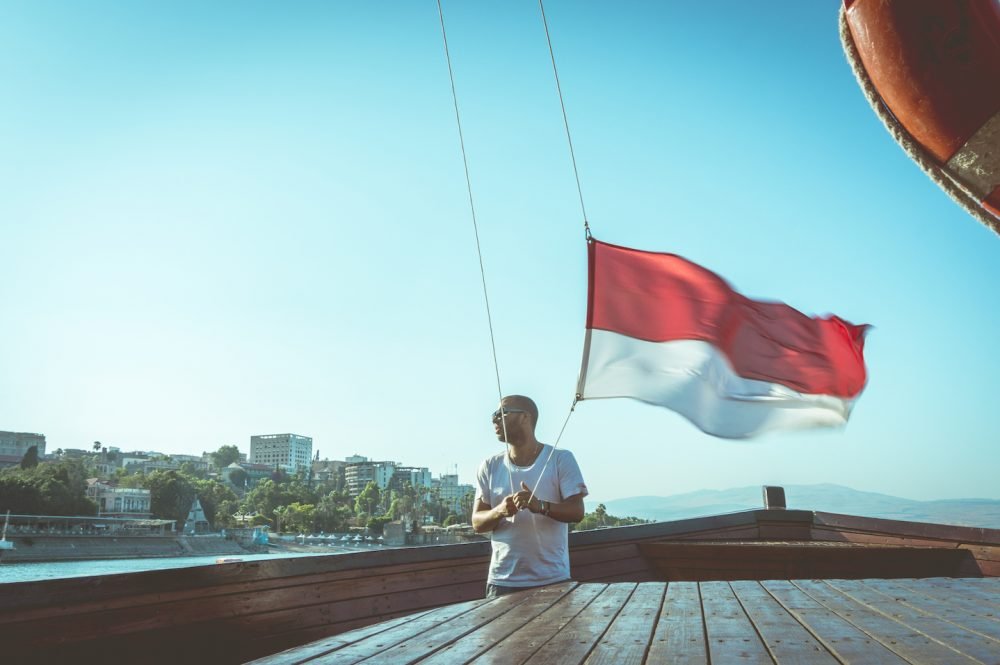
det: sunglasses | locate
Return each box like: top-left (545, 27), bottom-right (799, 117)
top-left (492, 408), bottom-right (527, 421)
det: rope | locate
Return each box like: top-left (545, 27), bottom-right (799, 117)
top-left (838, 6), bottom-right (1000, 236)
top-left (538, 0), bottom-right (591, 240)
top-left (527, 397), bottom-right (578, 505)
top-left (436, 0), bottom-right (514, 489)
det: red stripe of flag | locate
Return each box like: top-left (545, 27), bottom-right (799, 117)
top-left (587, 239), bottom-right (869, 398)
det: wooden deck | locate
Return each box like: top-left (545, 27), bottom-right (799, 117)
top-left (251, 577), bottom-right (1000, 664)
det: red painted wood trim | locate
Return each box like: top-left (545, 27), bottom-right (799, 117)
top-left (845, 0), bottom-right (1000, 162)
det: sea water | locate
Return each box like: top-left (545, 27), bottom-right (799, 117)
top-left (0, 550), bottom-right (349, 584)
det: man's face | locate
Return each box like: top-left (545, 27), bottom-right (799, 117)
top-left (492, 404), bottom-right (527, 441)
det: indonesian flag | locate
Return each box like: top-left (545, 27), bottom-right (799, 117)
top-left (577, 239), bottom-right (870, 439)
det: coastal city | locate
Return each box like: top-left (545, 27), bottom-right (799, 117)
top-left (0, 428), bottom-right (485, 559)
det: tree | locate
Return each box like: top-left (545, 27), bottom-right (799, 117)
top-left (572, 506), bottom-right (650, 532)
top-left (283, 502), bottom-right (316, 533)
top-left (179, 461), bottom-right (205, 479)
top-left (92, 441), bottom-right (101, 452)
top-left (19, 446), bottom-right (39, 469)
top-left (366, 515), bottom-right (392, 535)
top-left (460, 489), bottom-right (475, 521)
top-left (227, 468), bottom-right (248, 490)
top-left (0, 460), bottom-right (97, 515)
top-left (354, 481), bottom-right (381, 521)
top-left (595, 503), bottom-right (608, 527)
top-left (315, 491), bottom-right (353, 533)
top-left (191, 477), bottom-right (238, 529)
top-left (146, 470), bottom-right (197, 529)
top-left (210, 445), bottom-right (241, 470)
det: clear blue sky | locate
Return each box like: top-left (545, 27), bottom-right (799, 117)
top-left (2, 1), bottom-right (998, 504)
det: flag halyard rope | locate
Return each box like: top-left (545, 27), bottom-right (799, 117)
top-left (436, 0), bottom-right (515, 490)
top-left (539, 0), bottom-right (590, 240)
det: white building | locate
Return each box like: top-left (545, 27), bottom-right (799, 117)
top-left (344, 459), bottom-right (399, 497)
top-left (391, 466), bottom-right (433, 492)
top-left (435, 474), bottom-right (475, 514)
top-left (250, 433), bottom-right (313, 474)
top-left (0, 431), bottom-right (46, 458)
top-left (86, 480), bottom-right (152, 518)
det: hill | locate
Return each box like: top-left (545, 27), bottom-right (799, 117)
top-left (592, 484), bottom-right (1000, 529)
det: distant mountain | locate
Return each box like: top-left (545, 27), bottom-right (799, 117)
top-left (591, 484), bottom-right (1000, 530)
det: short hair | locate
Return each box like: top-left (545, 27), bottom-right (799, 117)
top-left (503, 395), bottom-right (538, 427)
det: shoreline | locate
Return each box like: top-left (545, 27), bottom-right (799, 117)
top-left (0, 534), bottom-right (253, 564)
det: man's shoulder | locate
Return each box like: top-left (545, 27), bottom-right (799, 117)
top-left (479, 452), bottom-right (506, 469)
top-left (553, 447), bottom-right (579, 462)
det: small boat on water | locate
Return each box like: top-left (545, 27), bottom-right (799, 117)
top-left (1, 487), bottom-right (997, 664)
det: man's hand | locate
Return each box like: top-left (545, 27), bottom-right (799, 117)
top-left (513, 481), bottom-right (541, 513)
top-left (472, 496), bottom-right (517, 533)
top-left (496, 494), bottom-right (517, 518)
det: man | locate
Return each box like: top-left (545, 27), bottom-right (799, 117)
top-left (473, 395), bottom-right (588, 598)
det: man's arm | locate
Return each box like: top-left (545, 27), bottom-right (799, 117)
top-left (472, 496), bottom-right (516, 533)
top-left (537, 493), bottom-right (585, 523)
top-left (513, 482), bottom-right (586, 523)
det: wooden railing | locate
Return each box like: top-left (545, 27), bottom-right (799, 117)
top-left (1, 509), bottom-right (997, 664)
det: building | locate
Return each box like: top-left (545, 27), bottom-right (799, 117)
top-left (172, 454), bottom-right (210, 474)
top-left (86, 480), bottom-right (153, 518)
top-left (184, 498), bottom-right (210, 534)
top-left (344, 457), bottom-right (398, 497)
top-left (389, 466), bottom-right (433, 493)
top-left (0, 431), bottom-right (46, 459)
top-left (250, 434), bottom-right (313, 474)
top-left (312, 459), bottom-right (346, 486)
top-left (221, 462), bottom-right (273, 490)
top-left (434, 474), bottom-right (475, 514)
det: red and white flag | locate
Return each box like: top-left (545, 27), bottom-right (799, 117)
top-left (577, 239), bottom-right (870, 438)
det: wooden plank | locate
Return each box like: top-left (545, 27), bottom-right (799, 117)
top-left (826, 579), bottom-right (1000, 663)
top-left (890, 579), bottom-right (1000, 618)
top-left (673, 525), bottom-right (761, 541)
top-left (915, 578), bottom-right (1000, 610)
top-left (573, 556), bottom-right (652, 583)
top-left (570, 543), bottom-right (642, 566)
top-left (812, 512), bottom-right (1000, 545)
top-left (729, 581), bottom-right (839, 663)
top-left (470, 584), bottom-right (607, 665)
top-left (245, 609), bottom-right (435, 665)
top-left (596, 570), bottom-right (658, 584)
top-left (756, 524), bottom-right (813, 540)
top-left (522, 583), bottom-right (637, 665)
top-left (309, 590), bottom-right (534, 665)
top-left (861, 579), bottom-right (1000, 635)
top-left (245, 609), bottom-right (444, 664)
top-left (0, 542), bottom-right (493, 614)
top-left (200, 578), bottom-right (488, 646)
top-left (793, 579), bottom-right (979, 665)
top-left (761, 580), bottom-right (907, 664)
top-left (640, 542), bottom-right (969, 583)
top-left (583, 582), bottom-right (665, 665)
top-left (248, 598), bottom-right (489, 663)
top-left (699, 581), bottom-right (772, 664)
top-left (645, 582), bottom-right (708, 665)
top-left (413, 582), bottom-right (577, 665)
top-left (0, 555), bottom-right (489, 628)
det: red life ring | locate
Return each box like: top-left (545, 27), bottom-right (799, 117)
top-left (841, 0), bottom-right (1000, 233)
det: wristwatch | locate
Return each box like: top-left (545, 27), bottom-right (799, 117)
top-left (541, 500), bottom-right (551, 517)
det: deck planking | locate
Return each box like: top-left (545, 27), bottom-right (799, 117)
top-left (252, 578), bottom-right (1000, 664)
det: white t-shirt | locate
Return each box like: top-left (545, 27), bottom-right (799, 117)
top-left (475, 445), bottom-right (588, 587)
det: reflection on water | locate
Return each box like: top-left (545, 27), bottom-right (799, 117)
top-left (0, 550), bottom-right (348, 584)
